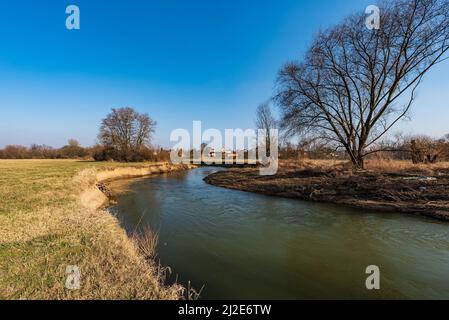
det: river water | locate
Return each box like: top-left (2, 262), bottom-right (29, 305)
top-left (108, 167), bottom-right (449, 299)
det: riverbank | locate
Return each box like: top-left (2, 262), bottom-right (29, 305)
top-left (204, 160), bottom-right (449, 221)
top-left (0, 159), bottom-right (194, 299)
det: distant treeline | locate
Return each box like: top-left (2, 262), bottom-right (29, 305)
top-left (0, 139), bottom-right (171, 162)
top-left (2, 135), bottom-right (449, 165)
top-left (279, 134), bottom-right (449, 164)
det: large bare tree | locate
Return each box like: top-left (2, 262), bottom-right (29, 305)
top-left (99, 107), bottom-right (156, 159)
top-left (276, 0), bottom-right (449, 168)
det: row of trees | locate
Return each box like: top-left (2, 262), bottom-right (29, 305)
top-left (0, 141), bottom-right (171, 162)
top-left (0, 140), bottom-right (89, 159)
top-left (276, 134), bottom-right (449, 163)
top-left (256, 0), bottom-right (449, 168)
top-left (0, 107), bottom-right (164, 162)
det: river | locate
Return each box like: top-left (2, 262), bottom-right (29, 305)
top-left (108, 167), bottom-right (449, 299)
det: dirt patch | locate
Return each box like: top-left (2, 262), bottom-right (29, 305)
top-left (204, 167), bottom-right (449, 221)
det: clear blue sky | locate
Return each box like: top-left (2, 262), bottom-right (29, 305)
top-left (0, 0), bottom-right (448, 148)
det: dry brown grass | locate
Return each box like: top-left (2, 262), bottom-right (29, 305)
top-left (365, 159), bottom-right (449, 175)
top-left (0, 159), bottom-right (192, 300)
top-left (279, 158), bottom-right (449, 175)
top-left (206, 158), bottom-right (449, 221)
top-left (132, 228), bottom-right (159, 261)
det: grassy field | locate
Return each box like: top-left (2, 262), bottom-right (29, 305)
top-left (0, 159), bottom-right (185, 300)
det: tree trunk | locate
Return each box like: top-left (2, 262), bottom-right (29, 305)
top-left (350, 154), bottom-right (365, 169)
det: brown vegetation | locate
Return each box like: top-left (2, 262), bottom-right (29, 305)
top-left (97, 107), bottom-right (157, 162)
top-left (278, 134), bottom-right (449, 164)
top-left (0, 160), bottom-right (193, 299)
top-left (0, 140), bottom-right (171, 162)
top-left (204, 159), bottom-right (449, 221)
top-left (0, 108), bottom-right (165, 163)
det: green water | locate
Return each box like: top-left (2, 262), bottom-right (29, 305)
top-left (109, 167), bottom-right (449, 299)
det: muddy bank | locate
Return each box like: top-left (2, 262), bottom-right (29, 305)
top-left (71, 162), bottom-right (196, 299)
top-left (204, 168), bottom-right (449, 221)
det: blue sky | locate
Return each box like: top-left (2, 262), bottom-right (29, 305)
top-left (0, 0), bottom-right (448, 148)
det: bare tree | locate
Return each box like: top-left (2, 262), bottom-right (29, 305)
top-left (276, 0), bottom-right (449, 168)
top-left (255, 102), bottom-right (277, 156)
top-left (99, 107), bottom-right (156, 160)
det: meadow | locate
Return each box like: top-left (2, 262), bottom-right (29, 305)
top-left (0, 159), bottom-right (186, 299)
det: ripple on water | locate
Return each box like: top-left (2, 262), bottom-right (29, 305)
top-left (109, 167), bottom-right (449, 299)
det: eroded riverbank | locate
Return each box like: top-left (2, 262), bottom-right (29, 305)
top-left (79, 162), bottom-right (196, 210)
top-left (204, 167), bottom-right (449, 221)
top-left (0, 160), bottom-right (193, 299)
